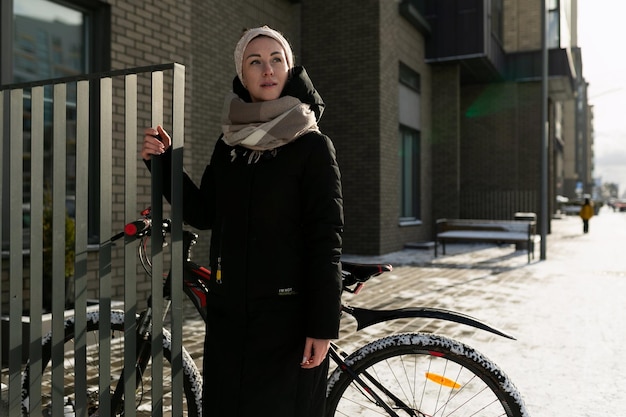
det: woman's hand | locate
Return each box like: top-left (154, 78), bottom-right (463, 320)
top-left (301, 337), bottom-right (330, 369)
top-left (141, 125), bottom-right (172, 160)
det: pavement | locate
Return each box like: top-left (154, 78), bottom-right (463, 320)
top-left (179, 206), bottom-right (626, 416)
top-left (3, 207), bottom-right (625, 416)
top-left (339, 207), bottom-right (626, 417)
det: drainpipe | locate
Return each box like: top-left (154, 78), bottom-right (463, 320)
top-left (540, 0), bottom-right (549, 260)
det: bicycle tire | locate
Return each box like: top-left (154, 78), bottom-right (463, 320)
top-left (21, 309), bottom-right (203, 416)
top-left (326, 333), bottom-right (528, 417)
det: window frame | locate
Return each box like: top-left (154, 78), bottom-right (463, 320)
top-left (398, 62), bottom-right (422, 225)
top-left (547, 0), bottom-right (560, 48)
top-left (2, 0), bottom-right (110, 85)
top-left (399, 124), bottom-right (421, 224)
top-left (491, 0), bottom-right (503, 45)
top-left (399, 62), bottom-right (421, 93)
top-left (2, 0), bottom-right (111, 245)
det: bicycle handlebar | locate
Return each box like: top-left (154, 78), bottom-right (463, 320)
top-left (124, 219), bottom-right (151, 237)
top-left (109, 208), bottom-right (156, 243)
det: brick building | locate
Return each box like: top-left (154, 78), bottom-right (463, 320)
top-left (2, 0), bottom-right (591, 272)
top-left (426, 0), bottom-right (588, 228)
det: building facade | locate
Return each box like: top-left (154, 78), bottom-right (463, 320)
top-left (1, 0), bottom-right (592, 273)
top-left (425, 0), bottom-right (588, 230)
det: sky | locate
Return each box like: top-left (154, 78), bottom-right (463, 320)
top-left (577, 0), bottom-right (626, 196)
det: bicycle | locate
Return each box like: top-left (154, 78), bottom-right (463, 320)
top-left (327, 264), bottom-right (528, 416)
top-left (21, 208), bottom-right (204, 416)
top-left (21, 208), bottom-right (528, 416)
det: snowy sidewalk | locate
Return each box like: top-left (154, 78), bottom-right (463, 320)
top-left (4, 208), bottom-right (624, 416)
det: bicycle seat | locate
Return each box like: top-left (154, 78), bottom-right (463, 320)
top-left (341, 261), bottom-right (392, 283)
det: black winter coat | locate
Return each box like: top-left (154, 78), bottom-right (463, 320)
top-left (154, 68), bottom-right (344, 416)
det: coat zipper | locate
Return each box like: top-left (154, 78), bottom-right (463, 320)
top-left (216, 256), bottom-right (222, 284)
top-left (216, 221), bottom-right (224, 285)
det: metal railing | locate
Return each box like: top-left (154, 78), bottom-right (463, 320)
top-left (0, 63), bottom-right (185, 415)
top-left (460, 189), bottom-right (539, 220)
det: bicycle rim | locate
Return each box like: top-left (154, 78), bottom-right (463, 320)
top-left (21, 311), bottom-right (202, 417)
top-left (326, 333), bottom-right (527, 417)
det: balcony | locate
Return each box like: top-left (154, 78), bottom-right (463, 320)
top-left (421, 0), bottom-right (506, 83)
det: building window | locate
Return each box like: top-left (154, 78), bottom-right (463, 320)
top-left (400, 126), bottom-right (420, 221)
top-left (398, 63), bottom-right (421, 222)
top-left (399, 62), bottom-right (420, 92)
top-left (491, 0), bottom-right (503, 44)
top-left (13, 0), bottom-right (87, 82)
top-left (2, 0), bottom-right (110, 246)
top-left (547, 0), bottom-right (560, 48)
top-left (13, 0), bottom-right (88, 200)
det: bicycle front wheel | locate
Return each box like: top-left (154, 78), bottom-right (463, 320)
top-left (21, 310), bottom-right (202, 416)
top-left (326, 333), bottom-right (528, 417)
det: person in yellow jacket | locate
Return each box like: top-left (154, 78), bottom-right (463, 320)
top-left (579, 197), bottom-right (594, 233)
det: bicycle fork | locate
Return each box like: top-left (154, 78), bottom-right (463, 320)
top-left (110, 309), bottom-right (155, 415)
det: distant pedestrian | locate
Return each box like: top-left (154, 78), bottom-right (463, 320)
top-left (579, 198), bottom-right (594, 233)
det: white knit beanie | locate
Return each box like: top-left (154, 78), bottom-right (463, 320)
top-left (234, 26), bottom-right (294, 85)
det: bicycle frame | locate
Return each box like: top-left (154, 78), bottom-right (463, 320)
top-left (108, 216), bottom-right (210, 414)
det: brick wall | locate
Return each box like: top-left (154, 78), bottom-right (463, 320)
top-left (458, 81), bottom-right (543, 219)
top-left (107, 0), bottom-right (437, 257)
top-left (381, 0), bottom-right (433, 251)
top-left (301, 0), bottom-right (382, 254)
top-left (301, 0), bottom-right (433, 254)
top-left (431, 64), bottom-right (461, 224)
top-left (101, 0), bottom-right (194, 300)
top-left (503, 0), bottom-right (542, 52)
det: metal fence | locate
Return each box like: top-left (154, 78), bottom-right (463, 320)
top-left (0, 63), bottom-right (185, 416)
top-left (460, 189), bottom-right (539, 220)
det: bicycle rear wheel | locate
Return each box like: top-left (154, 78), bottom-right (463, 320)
top-left (326, 333), bottom-right (528, 417)
top-left (21, 310), bottom-right (202, 416)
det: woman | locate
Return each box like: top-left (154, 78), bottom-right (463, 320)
top-left (142, 26), bottom-right (344, 417)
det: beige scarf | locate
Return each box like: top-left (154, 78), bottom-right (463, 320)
top-left (221, 92), bottom-right (319, 162)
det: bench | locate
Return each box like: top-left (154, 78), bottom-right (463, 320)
top-left (435, 218), bottom-right (537, 262)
